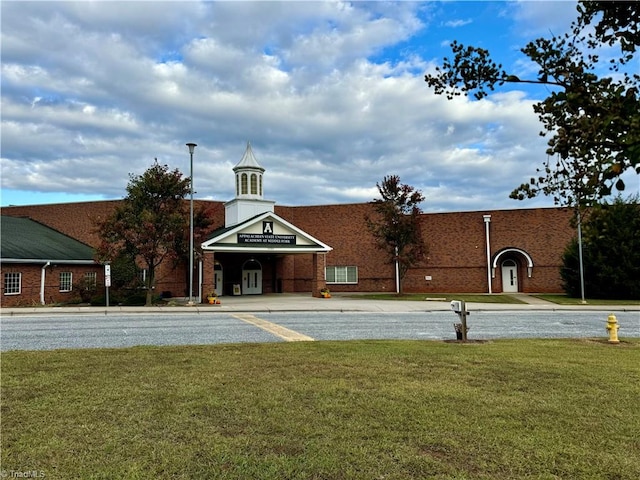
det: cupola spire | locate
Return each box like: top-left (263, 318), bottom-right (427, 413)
top-left (224, 142), bottom-right (275, 227)
top-left (233, 141), bottom-right (265, 199)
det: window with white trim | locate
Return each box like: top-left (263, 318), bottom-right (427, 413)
top-left (325, 266), bottom-right (358, 284)
top-left (84, 272), bottom-right (97, 288)
top-left (60, 272), bottom-right (73, 292)
top-left (4, 272), bottom-right (21, 295)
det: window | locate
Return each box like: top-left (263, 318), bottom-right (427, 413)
top-left (60, 272), bottom-right (73, 292)
top-left (84, 272), bottom-right (97, 288)
top-left (325, 266), bottom-right (358, 284)
top-left (241, 173), bottom-right (248, 194)
top-left (4, 272), bottom-right (21, 295)
top-left (251, 174), bottom-right (258, 194)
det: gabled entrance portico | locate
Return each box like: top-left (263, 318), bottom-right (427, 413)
top-left (201, 211), bottom-right (332, 297)
top-left (199, 143), bottom-right (331, 299)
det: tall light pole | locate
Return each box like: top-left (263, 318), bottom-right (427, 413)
top-left (577, 208), bottom-right (586, 304)
top-left (186, 142), bottom-right (197, 305)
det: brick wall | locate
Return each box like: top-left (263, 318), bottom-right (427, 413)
top-left (277, 203), bottom-right (397, 293)
top-left (1, 263), bottom-right (104, 307)
top-left (277, 203), bottom-right (574, 294)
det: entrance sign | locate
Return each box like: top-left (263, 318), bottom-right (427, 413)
top-left (238, 233), bottom-right (296, 245)
top-left (202, 212), bottom-right (332, 253)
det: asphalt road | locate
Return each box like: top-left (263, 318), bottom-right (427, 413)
top-left (2, 310), bottom-right (639, 351)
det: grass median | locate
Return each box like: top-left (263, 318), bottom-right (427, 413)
top-left (2, 339), bottom-right (639, 479)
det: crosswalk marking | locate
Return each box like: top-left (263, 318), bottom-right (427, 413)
top-left (231, 313), bottom-right (314, 342)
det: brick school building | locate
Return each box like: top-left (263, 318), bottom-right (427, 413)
top-left (2, 144), bottom-right (574, 305)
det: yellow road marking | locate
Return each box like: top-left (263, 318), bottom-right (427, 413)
top-left (231, 313), bottom-right (314, 342)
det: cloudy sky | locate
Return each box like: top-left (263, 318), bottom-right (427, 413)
top-left (2, 1), bottom-right (635, 212)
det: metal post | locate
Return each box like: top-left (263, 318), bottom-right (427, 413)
top-left (578, 207), bottom-right (587, 303)
top-left (394, 245), bottom-right (400, 294)
top-left (198, 259), bottom-right (203, 304)
top-left (186, 143), bottom-right (197, 305)
top-left (104, 263), bottom-right (111, 308)
top-left (577, 209), bottom-right (586, 304)
top-left (460, 300), bottom-right (468, 341)
top-left (483, 215), bottom-right (492, 294)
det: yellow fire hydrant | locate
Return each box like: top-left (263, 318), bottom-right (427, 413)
top-left (606, 314), bottom-right (620, 344)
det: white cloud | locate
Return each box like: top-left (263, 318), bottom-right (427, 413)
top-left (2, 0), bottom-right (619, 214)
top-left (509, 1), bottom-right (578, 38)
top-left (444, 19), bottom-right (472, 28)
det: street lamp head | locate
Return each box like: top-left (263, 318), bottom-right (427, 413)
top-left (186, 143), bottom-right (197, 154)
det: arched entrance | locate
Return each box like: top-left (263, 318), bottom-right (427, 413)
top-left (491, 248), bottom-right (534, 293)
top-left (213, 262), bottom-right (223, 296)
top-left (501, 259), bottom-right (518, 293)
top-left (242, 259), bottom-right (262, 295)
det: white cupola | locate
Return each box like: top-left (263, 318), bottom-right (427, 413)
top-left (233, 141), bottom-right (265, 200)
top-left (224, 142), bottom-right (275, 227)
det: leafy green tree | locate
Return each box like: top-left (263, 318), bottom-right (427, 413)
top-left (424, 1), bottom-right (639, 204)
top-left (107, 252), bottom-right (145, 304)
top-left (96, 161), bottom-right (191, 306)
top-left (561, 196), bottom-right (640, 299)
top-left (365, 175), bottom-right (427, 294)
top-left (109, 252), bottom-right (143, 292)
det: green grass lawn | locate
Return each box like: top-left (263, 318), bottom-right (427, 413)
top-left (347, 293), bottom-right (527, 304)
top-left (348, 292), bottom-right (640, 305)
top-left (531, 294), bottom-right (640, 306)
top-left (2, 340), bottom-right (639, 479)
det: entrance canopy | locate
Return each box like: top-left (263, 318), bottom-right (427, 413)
top-left (491, 247), bottom-right (534, 278)
top-left (201, 211), bottom-right (332, 254)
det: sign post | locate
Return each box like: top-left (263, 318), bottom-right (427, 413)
top-left (450, 300), bottom-right (469, 341)
top-left (104, 264), bottom-right (111, 307)
top-left (459, 300), bottom-right (468, 341)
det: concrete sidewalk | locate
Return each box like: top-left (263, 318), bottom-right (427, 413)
top-left (2, 293), bottom-right (638, 316)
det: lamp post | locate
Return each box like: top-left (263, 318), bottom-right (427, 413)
top-left (186, 142), bottom-right (197, 305)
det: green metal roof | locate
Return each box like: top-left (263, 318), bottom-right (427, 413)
top-left (1, 216), bottom-right (95, 262)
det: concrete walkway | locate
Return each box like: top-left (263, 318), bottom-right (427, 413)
top-left (510, 293), bottom-right (559, 305)
top-left (2, 293), bottom-right (638, 316)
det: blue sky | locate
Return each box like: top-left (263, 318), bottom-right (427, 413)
top-left (1, 1), bottom-right (637, 212)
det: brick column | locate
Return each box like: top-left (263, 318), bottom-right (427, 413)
top-left (311, 253), bottom-right (326, 297)
top-left (201, 251), bottom-right (215, 302)
top-left (276, 255), bottom-right (295, 293)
